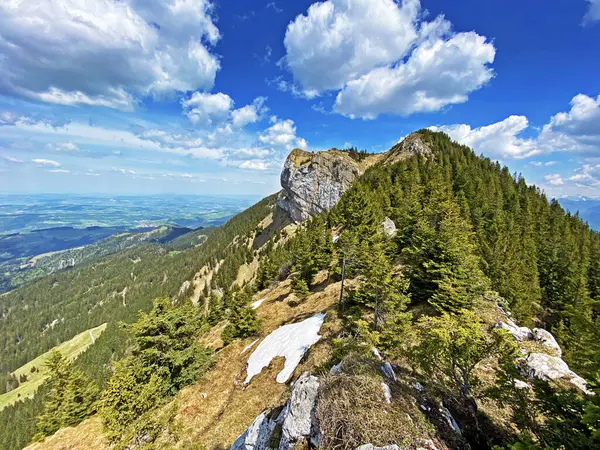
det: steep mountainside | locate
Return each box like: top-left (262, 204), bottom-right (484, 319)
top-left (5, 131), bottom-right (600, 450)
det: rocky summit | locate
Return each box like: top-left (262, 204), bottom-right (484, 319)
top-left (279, 133), bottom-right (432, 223)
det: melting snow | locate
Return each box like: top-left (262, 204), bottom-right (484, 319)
top-left (244, 313), bottom-right (326, 384)
top-left (251, 298), bottom-right (266, 309)
top-left (242, 338), bottom-right (260, 354)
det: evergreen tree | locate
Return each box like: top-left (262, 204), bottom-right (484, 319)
top-left (35, 351), bottom-right (98, 439)
top-left (403, 183), bottom-right (488, 312)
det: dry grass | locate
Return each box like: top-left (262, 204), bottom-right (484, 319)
top-left (315, 372), bottom-right (433, 450)
top-left (24, 417), bottom-right (107, 450)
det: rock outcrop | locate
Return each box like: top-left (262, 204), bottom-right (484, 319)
top-left (278, 149), bottom-right (365, 223)
top-left (278, 133), bottom-right (432, 223)
top-left (495, 319), bottom-right (533, 341)
top-left (533, 328), bottom-right (562, 357)
top-left (520, 353), bottom-right (590, 394)
top-left (231, 373), bottom-right (320, 450)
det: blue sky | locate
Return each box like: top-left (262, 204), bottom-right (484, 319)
top-left (0, 0), bottom-right (599, 197)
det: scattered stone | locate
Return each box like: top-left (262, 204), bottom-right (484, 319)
top-left (355, 444), bottom-right (400, 450)
top-left (381, 381), bottom-right (392, 404)
top-left (330, 362), bottom-right (342, 375)
top-left (381, 362), bottom-right (397, 381)
top-left (440, 407), bottom-right (461, 435)
top-left (533, 328), bottom-right (562, 357)
top-left (414, 438), bottom-right (440, 450)
top-left (513, 379), bottom-right (531, 390)
top-left (381, 217), bottom-right (397, 238)
top-left (413, 382), bottom-right (425, 393)
top-left (372, 347), bottom-right (383, 361)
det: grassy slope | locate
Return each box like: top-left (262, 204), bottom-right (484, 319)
top-left (0, 323), bottom-right (107, 410)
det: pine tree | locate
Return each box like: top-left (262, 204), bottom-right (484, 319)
top-left (35, 351), bottom-right (98, 439)
top-left (403, 183), bottom-right (488, 312)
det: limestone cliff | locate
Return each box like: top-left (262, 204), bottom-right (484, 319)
top-left (278, 133), bottom-right (431, 223)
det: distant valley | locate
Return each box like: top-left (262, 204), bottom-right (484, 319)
top-left (0, 194), bottom-right (259, 292)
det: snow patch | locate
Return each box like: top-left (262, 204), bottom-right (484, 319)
top-left (251, 298), bottom-right (266, 309)
top-left (244, 313), bottom-right (326, 384)
top-left (242, 338), bottom-right (260, 354)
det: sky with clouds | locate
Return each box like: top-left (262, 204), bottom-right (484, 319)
top-left (0, 0), bottom-right (599, 197)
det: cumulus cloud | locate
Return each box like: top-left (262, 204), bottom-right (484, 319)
top-left (568, 164), bottom-right (600, 186)
top-left (545, 174), bottom-right (565, 186)
top-left (259, 117), bottom-right (308, 150)
top-left (0, 0), bottom-right (220, 109)
top-left (584, 0), bottom-right (600, 24)
top-left (182, 92), bottom-right (233, 126)
top-left (239, 160), bottom-right (269, 171)
top-left (32, 158), bottom-right (61, 167)
top-left (429, 93), bottom-right (600, 160)
top-left (232, 97), bottom-right (268, 127)
top-left (537, 94), bottom-right (600, 154)
top-left (430, 116), bottom-right (539, 159)
top-left (283, 0), bottom-right (495, 119)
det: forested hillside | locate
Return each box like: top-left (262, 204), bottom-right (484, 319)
top-left (4, 131), bottom-right (600, 450)
top-left (0, 195), bottom-right (281, 450)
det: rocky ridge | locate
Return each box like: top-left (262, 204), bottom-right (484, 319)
top-left (278, 133), bottom-right (432, 223)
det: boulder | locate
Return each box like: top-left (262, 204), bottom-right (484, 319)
top-left (495, 319), bottom-right (533, 341)
top-left (381, 217), bottom-right (397, 238)
top-left (381, 362), bottom-right (397, 381)
top-left (278, 373), bottom-right (320, 450)
top-left (520, 353), bottom-right (590, 394)
top-left (230, 412), bottom-right (277, 450)
top-left (533, 328), bottom-right (562, 357)
top-left (355, 445), bottom-right (400, 450)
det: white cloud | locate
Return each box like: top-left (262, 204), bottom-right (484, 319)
top-left (584, 0), bottom-right (600, 24)
top-left (430, 116), bottom-right (539, 159)
top-left (112, 167), bottom-right (136, 175)
top-left (0, 111), bottom-right (19, 125)
top-left (0, 0), bottom-right (220, 109)
top-left (239, 160), bottom-right (269, 171)
top-left (284, 0), bottom-right (421, 93)
top-left (232, 97), bottom-right (268, 127)
top-left (537, 94), bottom-right (600, 154)
top-left (32, 158), bottom-right (61, 167)
top-left (2, 155), bottom-right (24, 163)
top-left (545, 174), bottom-right (565, 186)
top-left (48, 169), bottom-right (71, 174)
top-left (334, 32), bottom-right (495, 119)
top-left (568, 164), bottom-right (600, 186)
top-left (182, 92), bottom-right (233, 126)
top-left (46, 142), bottom-right (80, 152)
top-left (283, 0), bottom-right (495, 119)
top-left (258, 117), bottom-right (308, 150)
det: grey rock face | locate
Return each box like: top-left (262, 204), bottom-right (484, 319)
top-left (520, 353), bottom-right (590, 394)
top-left (279, 373), bottom-right (321, 450)
top-left (495, 319), bottom-right (533, 341)
top-left (533, 328), bottom-right (562, 357)
top-left (278, 149), bottom-right (362, 223)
